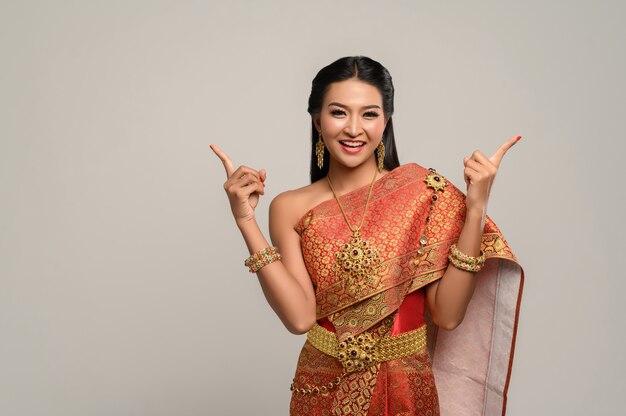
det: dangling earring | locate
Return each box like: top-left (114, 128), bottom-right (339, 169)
top-left (377, 141), bottom-right (385, 172)
top-left (316, 131), bottom-right (325, 169)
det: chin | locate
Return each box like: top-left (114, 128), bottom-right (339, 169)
top-left (332, 155), bottom-right (372, 169)
top-left (328, 146), bottom-right (375, 167)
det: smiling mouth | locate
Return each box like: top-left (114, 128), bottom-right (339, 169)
top-left (339, 140), bottom-right (366, 148)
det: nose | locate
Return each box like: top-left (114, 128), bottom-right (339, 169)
top-left (344, 116), bottom-right (363, 138)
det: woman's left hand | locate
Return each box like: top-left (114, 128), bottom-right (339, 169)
top-left (463, 135), bottom-right (521, 215)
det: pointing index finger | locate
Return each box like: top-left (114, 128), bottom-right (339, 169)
top-left (490, 135), bottom-right (521, 167)
top-left (209, 144), bottom-right (235, 177)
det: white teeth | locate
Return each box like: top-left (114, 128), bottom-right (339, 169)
top-left (340, 141), bottom-right (365, 147)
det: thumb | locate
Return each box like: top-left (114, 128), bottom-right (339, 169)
top-left (259, 169), bottom-right (267, 182)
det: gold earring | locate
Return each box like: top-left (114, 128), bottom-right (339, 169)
top-left (377, 141), bottom-right (385, 172)
top-left (316, 132), bottom-right (325, 169)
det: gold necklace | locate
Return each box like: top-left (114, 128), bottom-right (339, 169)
top-left (327, 168), bottom-right (382, 298)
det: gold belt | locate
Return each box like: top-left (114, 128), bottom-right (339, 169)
top-left (292, 322), bottom-right (428, 396)
top-left (306, 321), bottom-right (428, 373)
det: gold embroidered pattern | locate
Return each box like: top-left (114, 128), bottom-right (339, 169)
top-left (295, 163), bottom-right (520, 342)
top-left (290, 163), bottom-right (521, 416)
top-left (290, 317), bottom-right (393, 416)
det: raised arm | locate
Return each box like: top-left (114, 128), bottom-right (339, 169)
top-left (210, 144), bottom-right (316, 334)
top-left (426, 135), bottom-right (521, 330)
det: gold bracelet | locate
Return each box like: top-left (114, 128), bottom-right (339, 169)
top-left (448, 254), bottom-right (483, 272)
top-left (449, 243), bottom-right (485, 265)
top-left (244, 246), bottom-right (282, 273)
top-left (447, 243), bottom-right (485, 272)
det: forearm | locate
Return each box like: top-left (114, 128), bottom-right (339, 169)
top-left (237, 219), bottom-right (315, 334)
top-left (432, 207), bottom-right (484, 329)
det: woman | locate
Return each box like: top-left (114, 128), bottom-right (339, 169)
top-left (210, 56), bottom-right (524, 416)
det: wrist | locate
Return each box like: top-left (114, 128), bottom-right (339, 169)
top-left (236, 216), bottom-right (258, 230)
top-left (466, 204), bottom-right (487, 216)
top-left (465, 207), bottom-right (486, 228)
top-left (465, 205), bottom-right (485, 220)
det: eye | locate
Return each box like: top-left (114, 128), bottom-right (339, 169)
top-left (330, 109), bottom-right (346, 116)
top-left (364, 111), bottom-right (380, 118)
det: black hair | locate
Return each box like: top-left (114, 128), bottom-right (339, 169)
top-left (307, 56), bottom-right (400, 183)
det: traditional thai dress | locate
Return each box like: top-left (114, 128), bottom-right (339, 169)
top-left (290, 163), bottom-right (524, 416)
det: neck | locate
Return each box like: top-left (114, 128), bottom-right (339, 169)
top-left (327, 157), bottom-right (387, 195)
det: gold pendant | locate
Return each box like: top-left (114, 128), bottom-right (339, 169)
top-left (334, 229), bottom-right (382, 297)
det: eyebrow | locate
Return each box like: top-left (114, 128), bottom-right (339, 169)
top-left (327, 102), bottom-right (381, 110)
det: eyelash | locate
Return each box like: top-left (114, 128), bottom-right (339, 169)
top-left (330, 109), bottom-right (380, 118)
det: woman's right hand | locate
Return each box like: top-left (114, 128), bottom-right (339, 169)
top-left (210, 144), bottom-right (267, 225)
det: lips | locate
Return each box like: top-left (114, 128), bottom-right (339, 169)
top-left (338, 140), bottom-right (366, 154)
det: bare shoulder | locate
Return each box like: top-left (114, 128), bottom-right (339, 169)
top-left (269, 179), bottom-right (331, 231)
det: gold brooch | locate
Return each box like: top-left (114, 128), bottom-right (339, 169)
top-left (337, 332), bottom-right (380, 372)
top-left (424, 169), bottom-right (448, 192)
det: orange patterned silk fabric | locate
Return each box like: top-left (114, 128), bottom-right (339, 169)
top-left (289, 163), bottom-right (519, 415)
top-left (291, 289), bottom-right (440, 416)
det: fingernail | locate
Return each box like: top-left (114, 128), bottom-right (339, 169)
top-left (516, 135), bottom-right (522, 141)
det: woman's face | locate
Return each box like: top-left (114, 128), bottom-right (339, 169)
top-left (314, 78), bottom-right (388, 170)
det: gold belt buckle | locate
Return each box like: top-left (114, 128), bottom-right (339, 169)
top-left (337, 330), bottom-right (380, 373)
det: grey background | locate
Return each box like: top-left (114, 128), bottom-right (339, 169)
top-left (1, 1), bottom-right (624, 415)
